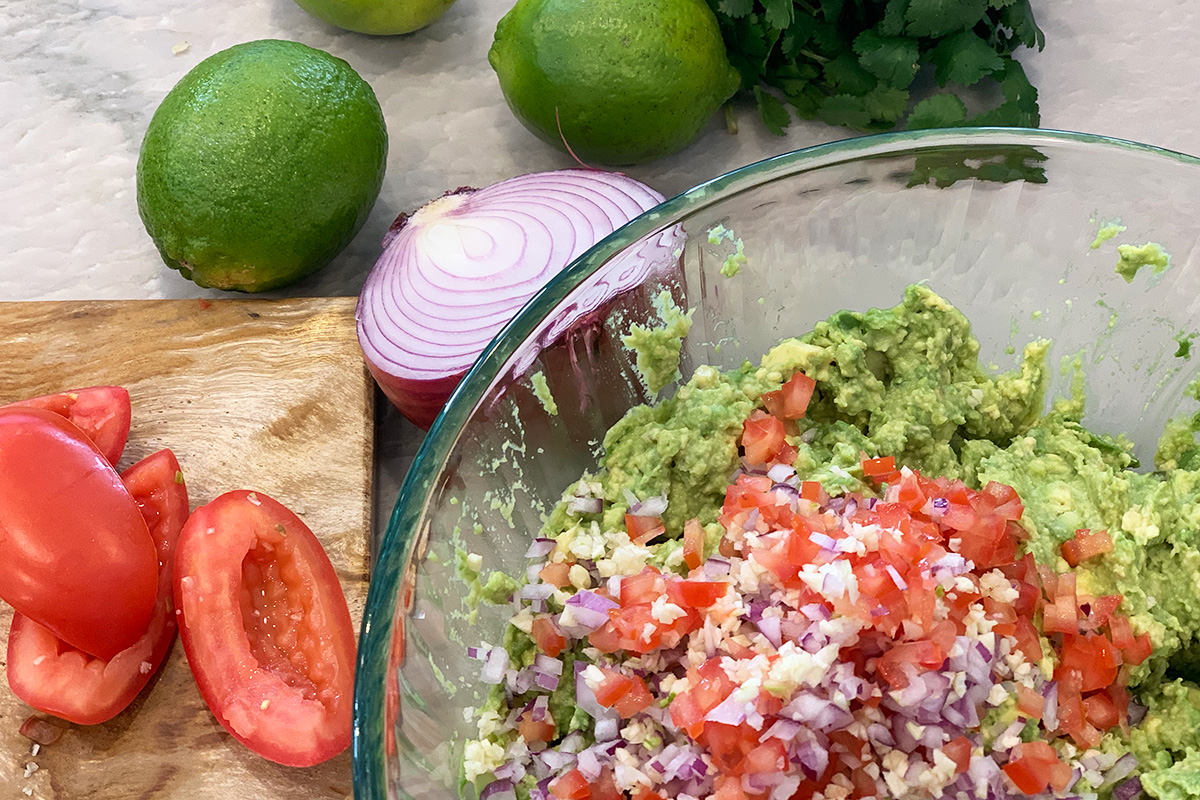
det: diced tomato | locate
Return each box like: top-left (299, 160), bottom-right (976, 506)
top-left (626, 514), bottom-right (666, 545)
top-left (942, 736), bottom-right (972, 774)
top-left (668, 689), bottom-right (707, 738)
top-left (1123, 632), bottom-right (1153, 666)
top-left (1061, 529), bottom-right (1114, 567)
top-left (632, 789), bottom-right (666, 800)
top-left (1012, 616), bottom-right (1044, 662)
top-left (713, 774), bottom-right (751, 800)
top-left (861, 456), bottom-right (896, 478)
top-left (620, 567), bottom-right (664, 605)
top-left (1003, 748), bottom-right (1057, 795)
top-left (742, 411), bottom-right (786, 465)
top-left (683, 518), bottom-right (705, 570)
top-left (531, 615), bottom-right (567, 658)
top-left (614, 678), bottom-right (654, 718)
top-left (800, 481), bottom-right (829, 504)
top-left (539, 562), bottom-right (572, 588)
top-left (761, 372), bottom-right (816, 420)
top-left (1016, 684), bottom-right (1044, 719)
top-left (1109, 615), bottom-right (1136, 649)
top-left (549, 769), bottom-right (591, 800)
top-left (1082, 594), bottom-right (1123, 627)
top-left (876, 639), bottom-right (944, 688)
top-left (1059, 634), bottom-right (1120, 693)
top-left (668, 579), bottom-right (726, 608)
top-left (591, 771), bottom-right (623, 800)
top-left (1083, 693), bottom-right (1120, 731)
top-left (517, 709), bottom-right (556, 743)
top-left (744, 738), bottom-right (787, 774)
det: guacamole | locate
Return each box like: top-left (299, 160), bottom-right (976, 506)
top-left (464, 286), bottom-right (1200, 800)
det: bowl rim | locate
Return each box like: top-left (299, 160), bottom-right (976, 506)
top-left (351, 126), bottom-right (1200, 797)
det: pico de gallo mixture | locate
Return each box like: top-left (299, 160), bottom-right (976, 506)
top-left (459, 287), bottom-right (1200, 800)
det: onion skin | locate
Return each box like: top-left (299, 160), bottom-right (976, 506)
top-left (356, 170), bottom-right (664, 429)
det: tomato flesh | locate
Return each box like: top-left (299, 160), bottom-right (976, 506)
top-left (6, 449), bottom-right (188, 724)
top-left (2, 386), bottom-right (131, 466)
top-left (174, 490), bottom-right (355, 767)
top-left (0, 407), bottom-right (157, 659)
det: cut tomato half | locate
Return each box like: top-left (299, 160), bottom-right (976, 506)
top-left (7, 449), bottom-right (188, 725)
top-left (174, 490), bottom-right (355, 767)
top-left (0, 407), bottom-right (157, 659)
top-left (2, 386), bottom-right (131, 466)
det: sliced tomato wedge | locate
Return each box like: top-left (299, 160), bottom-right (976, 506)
top-left (6, 449), bottom-right (188, 724)
top-left (2, 386), bottom-right (131, 466)
top-left (174, 490), bottom-right (355, 767)
top-left (0, 407), bottom-right (157, 660)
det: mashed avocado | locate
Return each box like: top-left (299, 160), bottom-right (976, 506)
top-left (471, 285), bottom-right (1200, 800)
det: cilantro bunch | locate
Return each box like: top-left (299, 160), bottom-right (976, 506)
top-left (707, 0), bottom-right (1046, 134)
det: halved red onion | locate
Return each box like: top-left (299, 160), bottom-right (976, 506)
top-left (356, 170), bottom-right (665, 428)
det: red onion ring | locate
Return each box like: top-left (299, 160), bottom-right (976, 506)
top-left (356, 170), bottom-right (664, 428)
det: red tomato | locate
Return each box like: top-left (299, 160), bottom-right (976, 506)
top-left (174, 490), bottom-right (355, 767)
top-left (683, 518), bottom-right (705, 571)
top-left (517, 710), bottom-right (556, 744)
top-left (531, 615), bottom-right (567, 658)
top-left (942, 736), bottom-right (972, 774)
top-left (2, 386), bottom-right (131, 466)
top-left (1061, 529), bottom-right (1114, 567)
top-left (667, 579), bottom-right (726, 608)
top-left (625, 514), bottom-right (666, 544)
top-left (549, 769), bottom-right (591, 800)
top-left (6, 449), bottom-right (188, 724)
top-left (539, 562), bottom-right (572, 588)
top-left (761, 372), bottom-right (816, 420)
top-left (741, 411), bottom-right (786, 465)
top-left (0, 407), bottom-right (157, 659)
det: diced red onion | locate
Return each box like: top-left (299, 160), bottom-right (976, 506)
top-left (809, 532), bottom-right (837, 550)
top-left (705, 692), bottom-right (750, 726)
top-left (1128, 699), bottom-right (1147, 727)
top-left (763, 719), bottom-right (803, 741)
top-left (754, 616), bottom-right (783, 649)
top-left (704, 558), bottom-right (731, 577)
top-left (1042, 681), bottom-right (1059, 731)
top-left (566, 496), bottom-right (603, 515)
top-left (506, 667), bottom-right (535, 694)
top-left (480, 780), bottom-right (516, 800)
top-left (1104, 753), bottom-right (1138, 787)
top-left (467, 645), bottom-right (489, 661)
top-left (630, 493), bottom-right (668, 517)
top-left (525, 538), bottom-right (557, 558)
top-left (885, 564), bottom-right (908, 590)
top-left (357, 170), bottom-right (665, 428)
top-left (607, 575), bottom-right (622, 596)
top-left (1113, 777), bottom-right (1142, 800)
top-left (767, 463), bottom-right (797, 483)
top-left (526, 563), bottom-right (544, 583)
top-left (481, 647), bottom-right (509, 684)
top-left (799, 603), bottom-right (831, 621)
top-left (493, 761), bottom-right (526, 783)
top-left (593, 716), bottom-right (619, 742)
top-left (521, 583), bottom-right (557, 602)
top-left (560, 590), bottom-right (619, 635)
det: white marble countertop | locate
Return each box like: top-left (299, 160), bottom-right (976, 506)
top-left (4, 0), bottom-right (1199, 529)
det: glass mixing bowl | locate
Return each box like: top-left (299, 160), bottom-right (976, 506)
top-left (353, 129), bottom-right (1200, 799)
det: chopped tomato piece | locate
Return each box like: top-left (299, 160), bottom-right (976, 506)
top-left (1061, 529), bottom-right (1114, 567)
top-left (626, 514), bottom-right (666, 545)
top-left (761, 372), bottom-right (816, 420)
top-left (1016, 684), bottom-right (1044, 719)
top-left (517, 709), bottom-right (556, 743)
top-left (531, 615), bottom-right (567, 658)
top-left (549, 769), bottom-right (591, 800)
top-left (539, 562), bottom-right (572, 588)
top-left (620, 567), bottom-right (664, 606)
top-left (1123, 632), bottom-right (1153, 666)
top-left (1059, 634), bottom-right (1120, 693)
top-left (1083, 693), bottom-right (1120, 731)
top-left (744, 738), bottom-right (787, 774)
top-left (668, 579), bottom-right (726, 608)
top-left (1013, 616), bottom-right (1044, 663)
top-left (742, 411), bottom-right (786, 465)
top-left (861, 456), bottom-right (896, 478)
top-left (942, 736), bottom-right (972, 774)
top-left (683, 518), bottom-right (705, 570)
top-left (1109, 615), bottom-right (1136, 649)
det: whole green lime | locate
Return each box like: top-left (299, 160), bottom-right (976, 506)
top-left (488, 0), bottom-right (740, 166)
top-left (290, 0), bottom-right (456, 35)
top-left (136, 40), bottom-right (388, 293)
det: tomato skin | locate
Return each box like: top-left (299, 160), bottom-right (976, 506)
top-left (0, 407), bottom-right (157, 660)
top-left (6, 449), bottom-right (188, 725)
top-left (2, 386), bottom-right (131, 466)
top-left (174, 490), bottom-right (355, 767)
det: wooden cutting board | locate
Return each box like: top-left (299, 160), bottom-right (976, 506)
top-left (0, 297), bottom-right (373, 799)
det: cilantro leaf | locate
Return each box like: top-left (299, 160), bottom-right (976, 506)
top-left (823, 52), bottom-right (878, 95)
top-left (970, 57), bottom-right (1040, 126)
top-left (907, 93), bottom-right (968, 129)
top-left (754, 86), bottom-right (793, 134)
top-left (853, 30), bottom-right (920, 89)
top-left (716, 0), bottom-right (755, 19)
top-left (905, 0), bottom-right (987, 38)
top-left (880, 0), bottom-right (912, 36)
top-left (818, 86), bottom-right (908, 129)
top-left (998, 0), bottom-right (1045, 50)
top-left (929, 30), bottom-right (1005, 86)
top-left (762, 0), bottom-right (794, 30)
top-left (989, 0), bottom-right (1017, 6)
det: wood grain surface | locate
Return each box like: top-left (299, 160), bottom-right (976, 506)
top-left (0, 297), bottom-right (373, 799)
